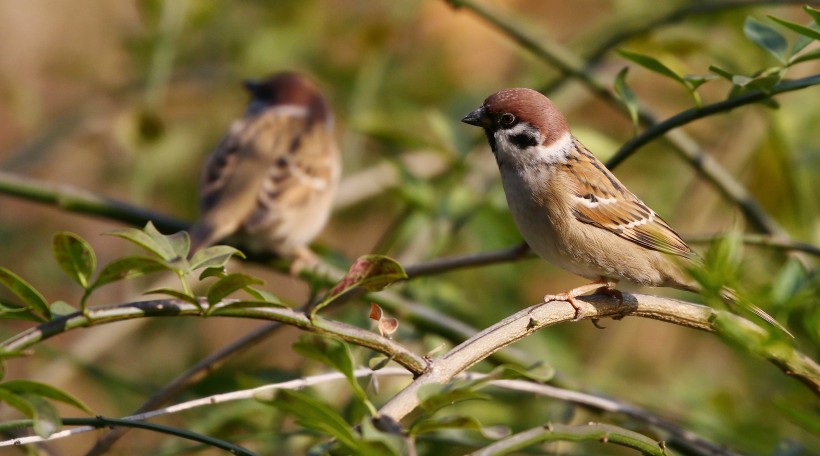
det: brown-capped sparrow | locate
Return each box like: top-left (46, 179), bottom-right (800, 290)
top-left (189, 72), bottom-right (341, 272)
top-left (462, 88), bottom-right (789, 334)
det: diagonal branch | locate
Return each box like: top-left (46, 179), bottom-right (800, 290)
top-left (377, 292), bottom-right (820, 422)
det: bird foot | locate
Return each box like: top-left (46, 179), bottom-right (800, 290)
top-left (289, 247), bottom-right (320, 276)
top-left (543, 280), bottom-right (617, 321)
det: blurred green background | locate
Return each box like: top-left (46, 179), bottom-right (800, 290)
top-left (0, 0), bottom-right (818, 454)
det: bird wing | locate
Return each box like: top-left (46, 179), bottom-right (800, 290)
top-left (191, 108), bottom-right (320, 251)
top-left (567, 139), bottom-right (694, 259)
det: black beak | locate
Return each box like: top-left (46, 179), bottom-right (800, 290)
top-left (243, 79), bottom-right (261, 94)
top-left (461, 106), bottom-right (491, 128)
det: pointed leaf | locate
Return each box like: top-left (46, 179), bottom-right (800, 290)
top-left (206, 273), bottom-right (264, 306)
top-left (144, 287), bottom-right (199, 305)
top-left (198, 266), bottom-right (226, 281)
top-left (709, 65), bottom-right (736, 82)
top-left (106, 226), bottom-right (175, 261)
top-left (613, 67), bottom-right (639, 132)
top-left (144, 221), bottom-right (186, 260)
top-left (805, 5), bottom-right (820, 25)
top-left (1, 380), bottom-right (94, 414)
top-left (92, 256), bottom-right (169, 290)
top-left (294, 337), bottom-right (375, 414)
top-left (0, 300), bottom-right (41, 322)
top-left (51, 232), bottom-right (96, 289)
top-left (618, 50), bottom-right (685, 84)
top-left (243, 287), bottom-right (284, 305)
top-left (411, 414), bottom-right (510, 439)
top-left (25, 394), bottom-right (61, 438)
top-left (190, 245), bottom-right (245, 271)
top-left (769, 15), bottom-right (820, 41)
top-left (744, 17), bottom-right (788, 63)
top-left (417, 383), bottom-right (490, 415)
top-left (50, 300), bottom-right (78, 317)
top-left (273, 390), bottom-right (363, 452)
top-left (790, 47), bottom-right (820, 64)
top-left (314, 255), bottom-right (406, 315)
top-left (0, 268), bottom-right (50, 321)
top-left (683, 74), bottom-right (718, 90)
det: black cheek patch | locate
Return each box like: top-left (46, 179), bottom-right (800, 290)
top-left (510, 133), bottom-right (538, 148)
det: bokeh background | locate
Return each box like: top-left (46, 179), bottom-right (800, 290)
top-left (0, 0), bottom-right (818, 454)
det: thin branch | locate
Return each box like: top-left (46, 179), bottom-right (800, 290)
top-left (1, 417), bottom-right (257, 455)
top-left (473, 375), bottom-right (740, 456)
top-left (377, 292), bottom-right (820, 422)
top-left (446, 0), bottom-right (788, 236)
top-left (687, 233), bottom-right (820, 257)
top-left (404, 243), bottom-right (532, 278)
top-left (0, 299), bottom-right (428, 375)
top-left (84, 320), bottom-right (288, 456)
top-left (7, 367), bottom-right (734, 455)
top-left (0, 170), bottom-right (188, 233)
top-left (469, 422), bottom-right (669, 456)
top-left (1, 367), bottom-right (411, 449)
top-left (608, 75), bottom-right (820, 168)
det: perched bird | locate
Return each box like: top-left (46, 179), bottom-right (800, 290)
top-left (462, 88), bottom-right (788, 333)
top-left (189, 72), bottom-right (341, 271)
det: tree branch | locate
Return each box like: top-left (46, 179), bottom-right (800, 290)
top-left (0, 299), bottom-right (428, 376)
top-left (377, 292), bottom-right (820, 422)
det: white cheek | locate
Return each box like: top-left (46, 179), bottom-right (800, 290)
top-left (495, 129), bottom-right (573, 165)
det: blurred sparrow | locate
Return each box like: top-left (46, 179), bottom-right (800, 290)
top-left (462, 88), bottom-right (787, 332)
top-left (189, 72), bottom-right (340, 272)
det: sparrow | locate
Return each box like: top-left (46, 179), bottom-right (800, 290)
top-left (189, 72), bottom-right (341, 272)
top-left (462, 88), bottom-right (789, 334)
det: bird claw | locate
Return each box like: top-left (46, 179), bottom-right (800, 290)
top-left (543, 279), bottom-right (619, 321)
top-left (543, 293), bottom-right (585, 321)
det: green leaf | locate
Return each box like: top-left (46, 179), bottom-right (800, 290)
top-left (769, 15), bottom-right (820, 42)
top-left (2, 380), bottom-right (94, 414)
top-left (618, 50), bottom-right (685, 84)
top-left (805, 5), bottom-right (820, 25)
top-left (206, 273), bottom-right (264, 307)
top-left (0, 300), bottom-right (41, 322)
top-left (313, 255), bottom-right (407, 316)
top-left (144, 287), bottom-right (199, 305)
top-left (190, 245), bottom-right (245, 271)
top-left (744, 17), bottom-right (788, 63)
top-left (273, 390), bottom-right (364, 452)
top-left (0, 268), bottom-right (50, 321)
top-left (50, 300), bottom-right (78, 317)
top-left (417, 383), bottom-right (490, 416)
top-left (683, 74), bottom-right (718, 90)
top-left (294, 337), bottom-right (375, 415)
top-left (410, 414), bottom-right (509, 439)
top-left (613, 67), bottom-right (639, 132)
top-left (92, 256), bottom-right (169, 290)
top-left (198, 266), bottom-right (226, 281)
top-left (709, 65), bottom-right (736, 82)
top-left (25, 394), bottom-right (61, 438)
top-left (243, 286), bottom-right (283, 304)
top-left (790, 47), bottom-right (820, 64)
top-left (51, 232), bottom-right (96, 289)
top-left (107, 225), bottom-right (175, 261)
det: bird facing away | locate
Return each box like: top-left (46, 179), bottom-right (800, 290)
top-left (462, 88), bottom-right (788, 333)
top-left (189, 72), bottom-right (341, 272)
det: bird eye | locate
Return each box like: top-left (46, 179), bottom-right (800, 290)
top-left (500, 113), bottom-right (516, 126)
